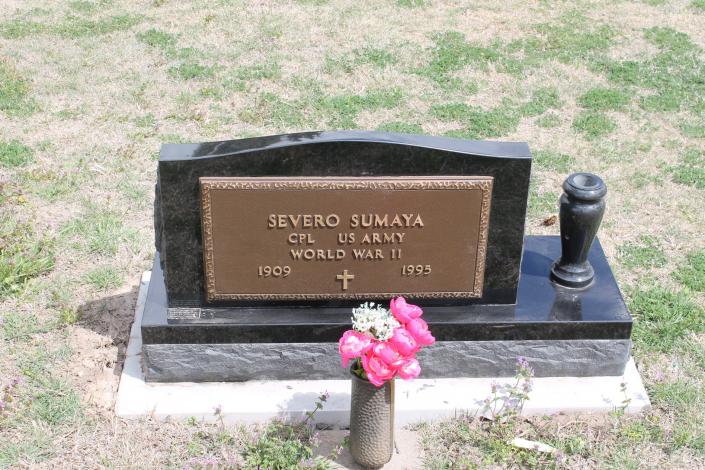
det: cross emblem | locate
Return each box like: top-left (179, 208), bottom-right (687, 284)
top-left (336, 270), bottom-right (355, 291)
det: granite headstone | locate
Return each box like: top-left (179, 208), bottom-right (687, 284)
top-left (142, 131), bottom-right (632, 382)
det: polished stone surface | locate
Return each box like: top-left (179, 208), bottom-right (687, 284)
top-left (142, 236), bottom-right (632, 345)
top-left (155, 132), bottom-right (531, 307)
top-left (551, 173), bottom-right (607, 288)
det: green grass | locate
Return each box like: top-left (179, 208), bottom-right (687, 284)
top-left (54, 108), bottom-right (84, 120)
top-left (325, 46), bottom-right (398, 74)
top-left (240, 87), bottom-right (404, 129)
top-left (644, 26), bottom-right (698, 54)
top-left (617, 236), bottom-right (667, 270)
top-left (168, 62), bottom-right (216, 80)
top-left (416, 14), bottom-right (616, 86)
top-left (22, 168), bottom-right (84, 202)
top-left (419, 418), bottom-right (562, 468)
top-left (650, 379), bottom-right (705, 452)
top-left (578, 87), bottom-right (631, 111)
top-left (536, 112), bottom-right (561, 128)
top-left (376, 122), bottom-right (423, 134)
top-left (134, 113), bottom-right (156, 128)
top-left (354, 47), bottom-right (398, 68)
top-left (679, 119), bottom-right (705, 138)
top-left (416, 31), bottom-right (501, 85)
top-left (651, 379), bottom-right (700, 414)
top-left (0, 311), bottom-right (54, 342)
top-left (0, 429), bottom-right (54, 468)
top-left (119, 179), bottom-right (147, 204)
top-left (0, 19), bottom-right (47, 39)
top-left (527, 179), bottom-right (558, 218)
top-left (630, 170), bottom-right (662, 189)
top-left (137, 28), bottom-right (208, 63)
top-left (0, 61), bottom-right (37, 116)
top-left (1, 15), bottom-right (143, 39)
top-left (533, 149), bottom-right (574, 172)
top-left (61, 205), bottom-right (139, 257)
top-left (572, 110), bottom-right (617, 139)
top-left (519, 87), bottom-right (561, 117)
top-left (397, 0), bottom-right (426, 7)
top-left (243, 421), bottom-right (334, 470)
top-left (137, 28), bottom-right (178, 51)
top-left (432, 101), bottom-right (520, 139)
top-left (0, 343), bottom-right (83, 467)
top-left (430, 87), bottom-right (561, 139)
top-left (694, 0), bottom-right (705, 10)
top-left (670, 148), bottom-right (705, 189)
top-left (673, 250), bottom-right (705, 292)
top-left (223, 62), bottom-right (281, 91)
top-left (618, 418), bottom-right (664, 444)
top-left (0, 217), bottom-right (54, 299)
top-left (516, 15), bottom-right (615, 65)
top-left (629, 286), bottom-right (705, 353)
top-left (320, 89), bottom-right (404, 128)
top-left (233, 62), bottom-right (281, 81)
top-left (30, 378), bottom-right (83, 425)
top-left (0, 140), bottom-right (33, 167)
top-left (595, 27), bottom-right (705, 113)
top-left (83, 265), bottom-right (122, 290)
top-left (69, 1), bottom-right (100, 13)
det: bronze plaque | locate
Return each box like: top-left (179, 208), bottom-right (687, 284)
top-left (200, 176), bottom-right (493, 301)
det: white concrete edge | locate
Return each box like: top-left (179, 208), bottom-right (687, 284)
top-left (114, 271), bottom-right (151, 416)
top-left (116, 271), bottom-right (651, 427)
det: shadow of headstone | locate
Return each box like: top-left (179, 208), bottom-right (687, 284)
top-left (77, 283), bottom-right (140, 378)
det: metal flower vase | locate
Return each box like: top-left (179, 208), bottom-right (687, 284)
top-left (349, 370), bottom-right (395, 468)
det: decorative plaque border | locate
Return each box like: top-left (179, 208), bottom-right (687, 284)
top-left (200, 177), bottom-right (493, 301)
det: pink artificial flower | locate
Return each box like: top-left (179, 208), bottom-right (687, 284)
top-left (338, 330), bottom-right (373, 367)
top-left (361, 350), bottom-right (396, 387)
top-left (390, 297), bottom-right (423, 324)
top-left (372, 342), bottom-right (406, 368)
top-left (389, 327), bottom-right (418, 356)
top-left (397, 357), bottom-right (421, 380)
top-left (406, 318), bottom-right (435, 346)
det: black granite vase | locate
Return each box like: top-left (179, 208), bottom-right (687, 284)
top-left (551, 173), bottom-right (607, 288)
top-left (349, 369), bottom-right (394, 469)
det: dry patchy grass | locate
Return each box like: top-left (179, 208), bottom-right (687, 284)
top-left (1, 0), bottom-right (704, 468)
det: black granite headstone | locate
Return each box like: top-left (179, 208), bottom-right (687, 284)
top-left (142, 131), bottom-right (632, 382)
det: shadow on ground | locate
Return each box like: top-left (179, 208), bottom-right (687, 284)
top-left (77, 283), bottom-right (140, 378)
top-left (54, 281), bottom-right (142, 411)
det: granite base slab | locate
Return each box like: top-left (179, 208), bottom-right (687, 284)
top-left (143, 339), bottom-right (631, 382)
top-left (141, 235), bottom-right (632, 382)
top-left (142, 236), bottom-right (632, 347)
top-left (118, 272), bottom-right (650, 423)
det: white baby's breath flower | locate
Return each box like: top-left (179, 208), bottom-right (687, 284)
top-left (351, 302), bottom-right (400, 340)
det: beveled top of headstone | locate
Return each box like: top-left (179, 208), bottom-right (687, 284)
top-left (159, 131), bottom-right (531, 161)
